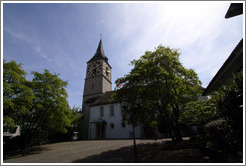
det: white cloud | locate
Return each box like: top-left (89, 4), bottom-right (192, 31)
top-left (34, 45), bottom-right (52, 62)
top-left (4, 27), bottom-right (31, 43)
top-left (106, 2), bottom-right (242, 87)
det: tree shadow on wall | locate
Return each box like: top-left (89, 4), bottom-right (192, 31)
top-left (73, 142), bottom-right (212, 163)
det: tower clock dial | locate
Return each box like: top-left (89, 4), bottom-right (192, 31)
top-left (87, 61), bottom-right (102, 77)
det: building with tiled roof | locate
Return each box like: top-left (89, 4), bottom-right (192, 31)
top-left (203, 3), bottom-right (243, 95)
top-left (82, 38), bottom-right (142, 140)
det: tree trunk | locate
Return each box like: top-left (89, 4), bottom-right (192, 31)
top-left (172, 106), bottom-right (183, 142)
top-left (173, 121), bottom-right (183, 142)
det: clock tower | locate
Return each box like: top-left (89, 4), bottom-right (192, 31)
top-left (82, 38), bottom-right (112, 139)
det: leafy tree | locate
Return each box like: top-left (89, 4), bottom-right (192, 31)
top-left (181, 69), bottom-right (243, 152)
top-left (3, 60), bottom-right (73, 150)
top-left (71, 106), bottom-right (83, 129)
top-left (211, 69), bottom-right (243, 150)
top-left (70, 106), bottom-right (83, 139)
top-left (3, 60), bottom-right (34, 132)
top-left (114, 45), bottom-right (201, 142)
top-left (180, 99), bottom-right (218, 135)
top-left (21, 70), bottom-right (72, 148)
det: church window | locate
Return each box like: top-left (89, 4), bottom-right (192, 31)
top-left (110, 105), bottom-right (114, 116)
top-left (100, 106), bottom-right (104, 117)
top-left (106, 67), bottom-right (109, 76)
top-left (91, 83), bottom-right (94, 90)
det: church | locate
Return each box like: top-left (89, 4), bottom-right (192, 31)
top-left (81, 38), bottom-right (188, 140)
top-left (81, 38), bottom-right (143, 140)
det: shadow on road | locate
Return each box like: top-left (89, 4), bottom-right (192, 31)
top-left (73, 142), bottom-right (212, 163)
top-left (4, 146), bottom-right (51, 160)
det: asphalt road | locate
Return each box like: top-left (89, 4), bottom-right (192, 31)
top-left (3, 139), bottom-right (211, 163)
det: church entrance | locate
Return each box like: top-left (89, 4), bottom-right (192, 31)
top-left (96, 124), bottom-right (106, 139)
top-left (90, 118), bottom-right (107, 140)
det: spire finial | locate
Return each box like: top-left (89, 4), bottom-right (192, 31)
top-left (100, 33), bottom-right (102, 40)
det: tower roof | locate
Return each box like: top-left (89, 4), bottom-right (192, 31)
top-left (87, 39), bottom-right (108, 63)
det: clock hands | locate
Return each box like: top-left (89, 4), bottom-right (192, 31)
top-left (87, 62), bottom-right (110, 77)
top-left (92, 63), bottom-right (102, 69)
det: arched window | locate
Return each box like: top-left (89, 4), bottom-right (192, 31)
top-left (110, 105), bottom-right (114, 117)
top-left (100, 106), bottom-right (104, 117)
top-left (106, 67), bottom-right (109, 76)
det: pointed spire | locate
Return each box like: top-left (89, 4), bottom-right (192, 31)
top-left (87, 36), bottom-right (108, 63)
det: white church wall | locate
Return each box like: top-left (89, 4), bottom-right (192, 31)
top-left (89, 103), bottom-right (141, 139)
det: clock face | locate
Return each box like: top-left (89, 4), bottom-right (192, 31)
top-left (87, 61), bottom-right (102, 77)
top-left (86, 61), bottom-right (111, 81)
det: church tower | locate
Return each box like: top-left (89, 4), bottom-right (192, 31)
top-left (82, 38), bottom-right (112, 139)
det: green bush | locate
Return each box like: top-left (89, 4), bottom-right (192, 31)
top-left (205, 118), bottom-right (240, 151)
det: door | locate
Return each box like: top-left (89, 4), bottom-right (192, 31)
top-left (96, 124), bottom-right (106, 139)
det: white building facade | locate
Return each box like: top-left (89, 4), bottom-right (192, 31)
top-left (88, 97), bottom-right (141, 139)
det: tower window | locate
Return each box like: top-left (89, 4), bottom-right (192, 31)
top-left (106, 67), bottom-right (109, 76)
top-left (91, 83), bottom-right (94, 90)
top-left (100, 106), bottom-right (104, 117)
top-left (93, 68), bottom-right (97, 75)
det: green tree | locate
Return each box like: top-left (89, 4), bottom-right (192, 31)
top-left (211, 69), bottom-right (243, 150)
top-left (23, 70), bottom-right (72, 147)
top-left (3, 60), bottom-right (34, 132)
top-left (70, 106), bottom-right (83, 139)
top-left (3, 60), bottom-right (73, 150)
top-left (180, 99), bottom-right (218, 136)
top-left (181, 69), bottom-right (243, 152)
top-left (115, 45), bottom-right (201, 141)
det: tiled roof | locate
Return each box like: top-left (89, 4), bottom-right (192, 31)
top-left (84, 96), bottom-right (101, 104)
top-left (203, 39), bottom-right (243, 95)
top-left (90, 91), bottom-right (118, 106)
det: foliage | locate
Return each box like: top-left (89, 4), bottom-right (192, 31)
top-left (3, 60), bottom-right (34, 131)
top-left (114, 45), bottom-right (202, 141)
top-left (3, 60), bottom-right (73, 150)
top-left (204, 118), bottom-right (230, 148)
top-left (70, 106), bottom-right (83, 139)
top-left (180, 99), bottom-right (218, 134)
top-left (208, 69), bottom-right (243, 151)
top-left (181, 69), bottom-right (243, 152)
top-left (214, 70), bottom-right (243, 146)
top-left (28, 70), bottom-right (73, 140)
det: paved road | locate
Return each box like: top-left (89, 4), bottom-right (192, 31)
top-left (3, 139), bottom-right (210, 163)
top-left (4, 139), bottom-right (158, 163)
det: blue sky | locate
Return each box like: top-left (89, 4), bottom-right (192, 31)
top-left (2, 2), bottom-right (243, 108)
